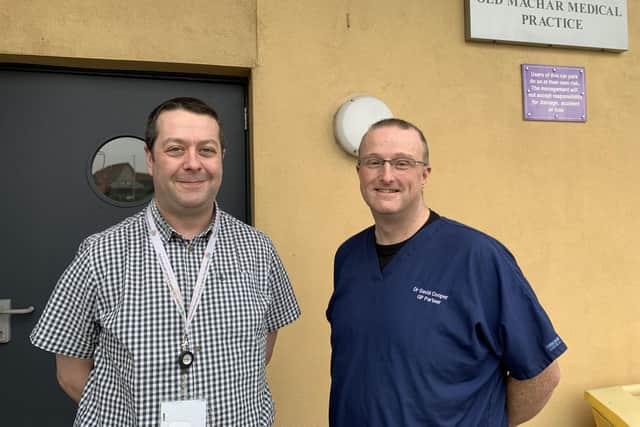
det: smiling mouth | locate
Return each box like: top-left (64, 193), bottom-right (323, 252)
top-left (176, 175), bottom-right (208, 184)
top-left (376, 189), bottom-right (399, 193)
top-left (176, 180), bottom-right (207, 188)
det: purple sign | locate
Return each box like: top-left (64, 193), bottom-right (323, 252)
top-left (521, 64), bottom-right (586, 122)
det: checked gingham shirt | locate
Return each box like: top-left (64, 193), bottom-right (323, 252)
top-left (31, 200), bottom-right (301, 426)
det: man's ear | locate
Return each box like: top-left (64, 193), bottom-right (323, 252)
top-left (421, 165), bottom-right (431, 185)
top-left (144, 145), bottom-right (154, 175)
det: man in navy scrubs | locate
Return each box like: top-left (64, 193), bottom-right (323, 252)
top-left (326, 118), bottom-right (566, 426)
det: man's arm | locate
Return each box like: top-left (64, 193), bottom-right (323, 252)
top-left (506, 360), bottom-right (561, 426)
top-left (266, 331), bottom-right (278, 365)
top-left (55, 354), bottom-right (94, 403)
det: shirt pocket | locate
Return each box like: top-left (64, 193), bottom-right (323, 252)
top-left (208, 270), bottom-right (271, 341)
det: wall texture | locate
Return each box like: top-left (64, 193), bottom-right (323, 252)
top-left (0, 0), bottom-right (256, 68)
top-left (2, 1), bottom-right (639, 426)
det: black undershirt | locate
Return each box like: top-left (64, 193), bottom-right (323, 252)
top-left (376, 210), bottom-right (441, 271)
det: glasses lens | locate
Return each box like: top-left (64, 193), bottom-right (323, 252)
top-left (363, 158), bottom-right (383, 168)
top-left (393, 159), bottom-right (412, 170)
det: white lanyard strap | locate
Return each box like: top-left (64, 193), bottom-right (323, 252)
top-left (145, 205), bottom-right (220, 339)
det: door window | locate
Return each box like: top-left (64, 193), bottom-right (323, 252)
top-left (89, 136), bottom-right (153, 206)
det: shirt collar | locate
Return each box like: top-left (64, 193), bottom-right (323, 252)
top-left (149, 199), bottom-right (217, 243)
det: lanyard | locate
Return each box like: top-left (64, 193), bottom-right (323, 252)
top-left (145, 205), bottom-right (220, 344)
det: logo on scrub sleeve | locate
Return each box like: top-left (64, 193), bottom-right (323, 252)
top-left (545, 336), bottom-right (564, 353)
top-left (412, 286), bottom-right (449, 305)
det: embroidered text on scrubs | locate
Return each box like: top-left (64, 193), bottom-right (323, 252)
top-left (412, 287), bottom-right (449, 305)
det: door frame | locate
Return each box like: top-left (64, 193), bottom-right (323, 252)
top-left (0, 61), bottom-right (253, 224)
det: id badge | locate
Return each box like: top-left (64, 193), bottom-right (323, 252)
top-left (160, 399), bottom-right (207, 427)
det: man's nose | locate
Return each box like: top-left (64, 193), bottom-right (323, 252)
top-left (183, 148), bottom-right (202, 169)
top-left (380, 162), bottom-right (394, 181)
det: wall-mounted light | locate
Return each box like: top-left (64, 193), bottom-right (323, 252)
top-left (334, 95), bottom-right (392, 157)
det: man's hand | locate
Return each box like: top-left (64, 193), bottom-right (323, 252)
top-left (55, 354), bottom-right (94, 403)
top-left (506, 360), bottom-right (561, 426)
top-left (266, 331), bottom-right (278, 365)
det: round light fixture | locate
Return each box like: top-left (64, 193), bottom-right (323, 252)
top-left (334, 95), bottom-right (393, 157)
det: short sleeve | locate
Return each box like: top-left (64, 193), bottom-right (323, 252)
top-left (264, 242), bottom-right (301, 333)
top-left (30, 239), bottom-right (100, 358)
top-left (483, 243), bottom-right (567, 380)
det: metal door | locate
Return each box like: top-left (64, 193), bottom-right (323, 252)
top-left (0, 65), bottom-right (249, 426)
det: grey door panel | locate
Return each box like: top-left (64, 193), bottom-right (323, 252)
top-left (0, 66), bottom-right (249, 426)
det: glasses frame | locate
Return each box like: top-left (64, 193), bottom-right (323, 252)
top-left (357, 156), bottom-right (428, 171)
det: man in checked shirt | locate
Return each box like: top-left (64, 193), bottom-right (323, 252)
top-left (31, 97), bottom-right (301, 426)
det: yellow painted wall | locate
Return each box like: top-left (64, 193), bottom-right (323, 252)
top-left (2, 1), bottom-right (639, 426)
top-left (0, 0), bottom-right (256, 68)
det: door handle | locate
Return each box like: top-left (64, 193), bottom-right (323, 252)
top-left (0, 306), bottom-right (34, 315)
top-left (0, 299), bottom-right (35, 344)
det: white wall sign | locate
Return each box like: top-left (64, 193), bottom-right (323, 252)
top-left (465, 0), bottom-right (628, 52)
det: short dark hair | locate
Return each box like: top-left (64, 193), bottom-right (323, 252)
top-left (145, 97), bottom-right (224, 151)
top-left (361, 118), bottom-right (429, 164)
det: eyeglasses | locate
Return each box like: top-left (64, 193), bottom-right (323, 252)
top-left (358, 157), bottom-right (427, 171)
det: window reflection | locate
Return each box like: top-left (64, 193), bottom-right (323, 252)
top-left (90, 136), bottom-right (153, 205)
